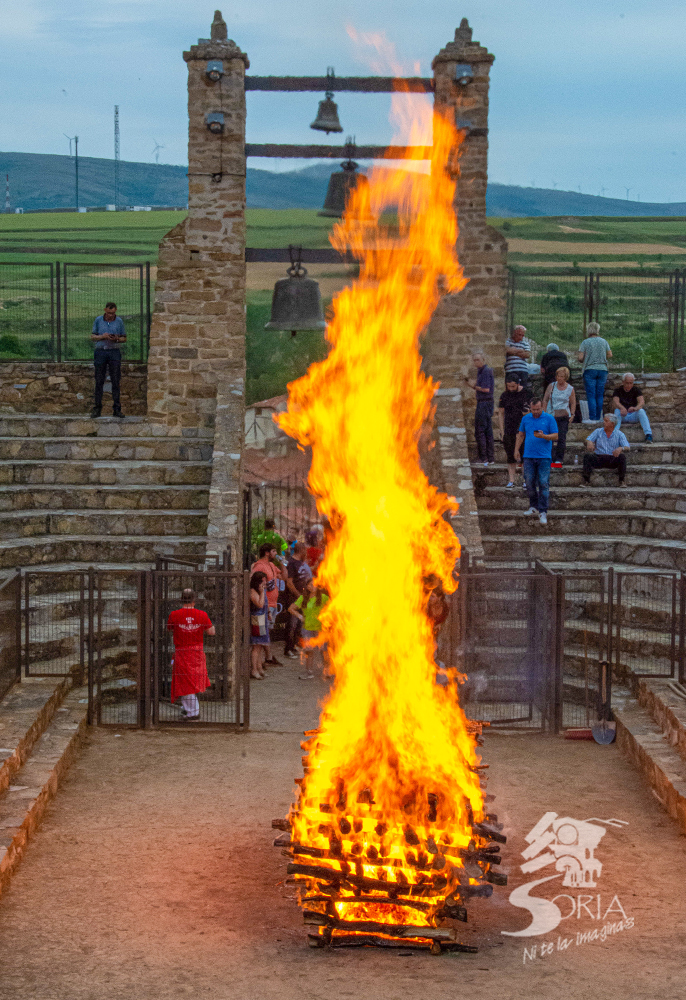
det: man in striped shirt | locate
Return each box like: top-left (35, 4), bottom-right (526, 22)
top-left (583, 413), bottom-right (630, 486)
top-left (505, 325), bottom-right (531, 387)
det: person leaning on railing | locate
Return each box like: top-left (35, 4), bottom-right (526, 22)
top-left (90, 301), bottom-right (126, 419)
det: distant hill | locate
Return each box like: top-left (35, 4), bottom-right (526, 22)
top-left (0, 151), bottom-right (684, 218)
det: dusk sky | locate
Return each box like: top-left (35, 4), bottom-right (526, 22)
top-left (2, 0), bottom-right (684, 202)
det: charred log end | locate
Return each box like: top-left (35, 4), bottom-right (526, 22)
top-left (272, 818), bottom-right (290, 830)
top-left (485, 869), bottom-right (508, 886)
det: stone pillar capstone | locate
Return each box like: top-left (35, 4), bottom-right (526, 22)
top-left (426, 18), bottom-right (508, 377)
top-left (146, 10), bottom-right (248, 560)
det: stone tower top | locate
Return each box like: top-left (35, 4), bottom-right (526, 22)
top-left (184, 10), bottom-right (249, 64)
top-left (211, 10), bottom-right (227, 40)
top-left (432, 17), bottom-right (494, 66)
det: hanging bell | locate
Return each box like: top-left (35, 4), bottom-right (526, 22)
top-left (310, 67), bottom-right (343, 134)
top-left (264, 247), bottom-right (326, 338)
top-left (318, 142), bottom-right (368, 218)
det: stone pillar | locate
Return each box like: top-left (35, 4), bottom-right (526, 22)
top-left (426, 18), bottom-right (508, 377)
top-left (424, 20), bottom-right (508, 563)
top-left (146, 11), bottom-right (248, 559)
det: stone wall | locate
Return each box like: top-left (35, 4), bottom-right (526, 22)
top-left (0, 363), bottom-right (147, 415)
top-left (145, 12), bottom-right (247, 558)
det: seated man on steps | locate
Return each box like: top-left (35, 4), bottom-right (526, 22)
top-left (583, 413), bottom-right (630, 486)
top-left (612, 373), bottom-right (653, 443)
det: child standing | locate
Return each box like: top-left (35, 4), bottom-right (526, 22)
top-left (288, 580), bottom-right (329, 680)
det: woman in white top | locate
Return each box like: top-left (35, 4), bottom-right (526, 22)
top-left (543, 367), bottom-right (576, 468)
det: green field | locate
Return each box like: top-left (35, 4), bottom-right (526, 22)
top-left (1, 210), bottom-right (684, 392)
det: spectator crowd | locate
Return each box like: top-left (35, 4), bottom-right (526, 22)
top-left (249, 520), bottom-right (329, 680)
top-left (467, 322), bottom-right (653, 526)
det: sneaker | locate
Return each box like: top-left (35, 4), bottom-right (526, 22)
top-left (539, 512), bottom-right (548, 525)
top-left (264, 657), bottom-right (283, 666)
top-left (524, 507), bottom-right (539, 515)
top-left (483, 461), bottom-right (489, 467)
top-left (551, 462), bottom-right (563, 469)
top-left (582, 477), bottom-right (591, 485)
top-left (285, 650), bottom-right (298, 659)
top-left (299, 672), bottom-right (315, 681)
top-left (644, 435), bottom-right (653, 443)
top-left (582, 419), bottom-right (596, 425)
top-left (506, 481), bottom-right (515, 489)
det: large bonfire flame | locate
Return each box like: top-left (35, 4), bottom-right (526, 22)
top-left (277, 93), bottom-right (503, 951)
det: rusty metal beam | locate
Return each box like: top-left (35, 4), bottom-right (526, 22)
top-left (245, 76), bottom-right (434, 93)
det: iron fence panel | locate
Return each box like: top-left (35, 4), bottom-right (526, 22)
top-left (458, 569), bottom-right (555, 729)
top-left (559, 572), bottom-right (606, 729)
top-left (506, 268), bottom-right (684, 374)
top-left (0, 573), bottom-right (21, 701)
top-left (243, 476), bottom-right (320, 568)
top-left (63, 263), bottom-right (148, 362)
top-left (0, 263), bottom-right (55, 361)
top-left (615, 571), bottom-right (679, 679)
top-left (90, 570), bottom-right (142, 726)
top-left (150, 570), bottom-right (248, 727)
top-left (23, 571), bottom-right (86, 678)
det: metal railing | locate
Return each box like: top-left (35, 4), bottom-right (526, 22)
top-left (21, 565), bottom-right (249, 729)
top-left (0, 261), bottom-right (152, 362)
top-left (506, 268), bottom-right (686, 373)
top-left (0, 572), bottom-right (21, 702)
top-left (448, 554), bottom-right (685, 732)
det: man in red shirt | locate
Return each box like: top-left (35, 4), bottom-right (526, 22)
top-left (251, 542), bottom-right (284, 665)
top-left (166, 588), bottom-right (215, 720)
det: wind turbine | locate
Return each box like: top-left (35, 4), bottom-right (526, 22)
top-left (152, 140), bottom-right (165, 165)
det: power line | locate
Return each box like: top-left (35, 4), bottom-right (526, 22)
top-left (114, 105), bottom-right (120, 210)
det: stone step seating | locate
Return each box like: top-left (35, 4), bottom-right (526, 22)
top-left (0, 535), bottom-right (207, 570)
top-left (473, 463), bottom-right (686, 489)
top-left (0, 414), bottom-right (213, 570)
top-left (0, 436), bottom-right (212, 462)
top-left (614, 681), bottom-right (686, 835)
top-left (0, 459), bottom-right (212, 487)
top-left (0, 508), bottom-right (207, 539)
top-left (470, 438), bottom-right (686, 466)
top-left (479, 509), bottom-right (686, 541)
top-left (482, 534), bottom-right (686, 572)
top-left (477, 485), bottom-right (686, 513)
top-left (0, 677), bottom-right (87, 898)
top-left (0, 484), bottom-right (209, 512)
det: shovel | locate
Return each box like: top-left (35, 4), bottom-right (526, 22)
top-left (592, 660), bottom-right (616, 744)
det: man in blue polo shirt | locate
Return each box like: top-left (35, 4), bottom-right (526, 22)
top-left (91, 301), bottom-right (126, 419)
top-left (514, 397), bottom-right (558, 525)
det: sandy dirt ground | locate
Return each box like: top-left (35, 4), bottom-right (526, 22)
top-left (0, 656), bottom-right (684, 1000)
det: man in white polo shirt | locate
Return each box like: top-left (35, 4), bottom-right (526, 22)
top-left (583, 413), bottom-right (630, 486)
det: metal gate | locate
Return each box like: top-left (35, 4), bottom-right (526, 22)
top-left (22, 567), bottom-right (249, 728)
top-left (243, 476), bottom-right (320, 567)
top-left (456, 564), bottom-right (559, 730)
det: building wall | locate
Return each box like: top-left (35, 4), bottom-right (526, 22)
top-left (0, 362), bottom-right (146, 415)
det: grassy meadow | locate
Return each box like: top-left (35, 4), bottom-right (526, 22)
top-left (0, 209), bottom-right (684, 396)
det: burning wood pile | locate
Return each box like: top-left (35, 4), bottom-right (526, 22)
top-left (273, 720), bottom-right (506, 953)
top-left (272, 92), bottom-right (506, 952)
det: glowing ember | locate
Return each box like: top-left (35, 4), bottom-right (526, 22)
top-left (276, 94), bottom-right (504, 949)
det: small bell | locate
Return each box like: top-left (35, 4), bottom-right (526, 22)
top-left (310, 67), bottom-right (343, 134)
top-left (318, 138), bottom-right (368, 218)
top-left (264, 247), bottom-right (326, 338)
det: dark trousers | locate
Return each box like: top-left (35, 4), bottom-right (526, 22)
top-left (474, 400), bottom-right (494, 462)
top-left (93, 350), bottom-right (122, 412)
top-left (583, 452), bottom-right (626, 482)
top-left (553, 416), bottom-right (569, 463)
top-left (285, 612), bottom-right (302, 654)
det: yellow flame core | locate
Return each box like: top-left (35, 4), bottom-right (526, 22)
top-left (278, 111), bottom-right (484, 926)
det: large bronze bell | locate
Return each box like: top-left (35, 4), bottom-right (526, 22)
top-left (318, 144), bottom-right (368, 218)
top-left (310, 67), bottom-right (343, 134)
top-left (264, 247), bottom-right (326, 338)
